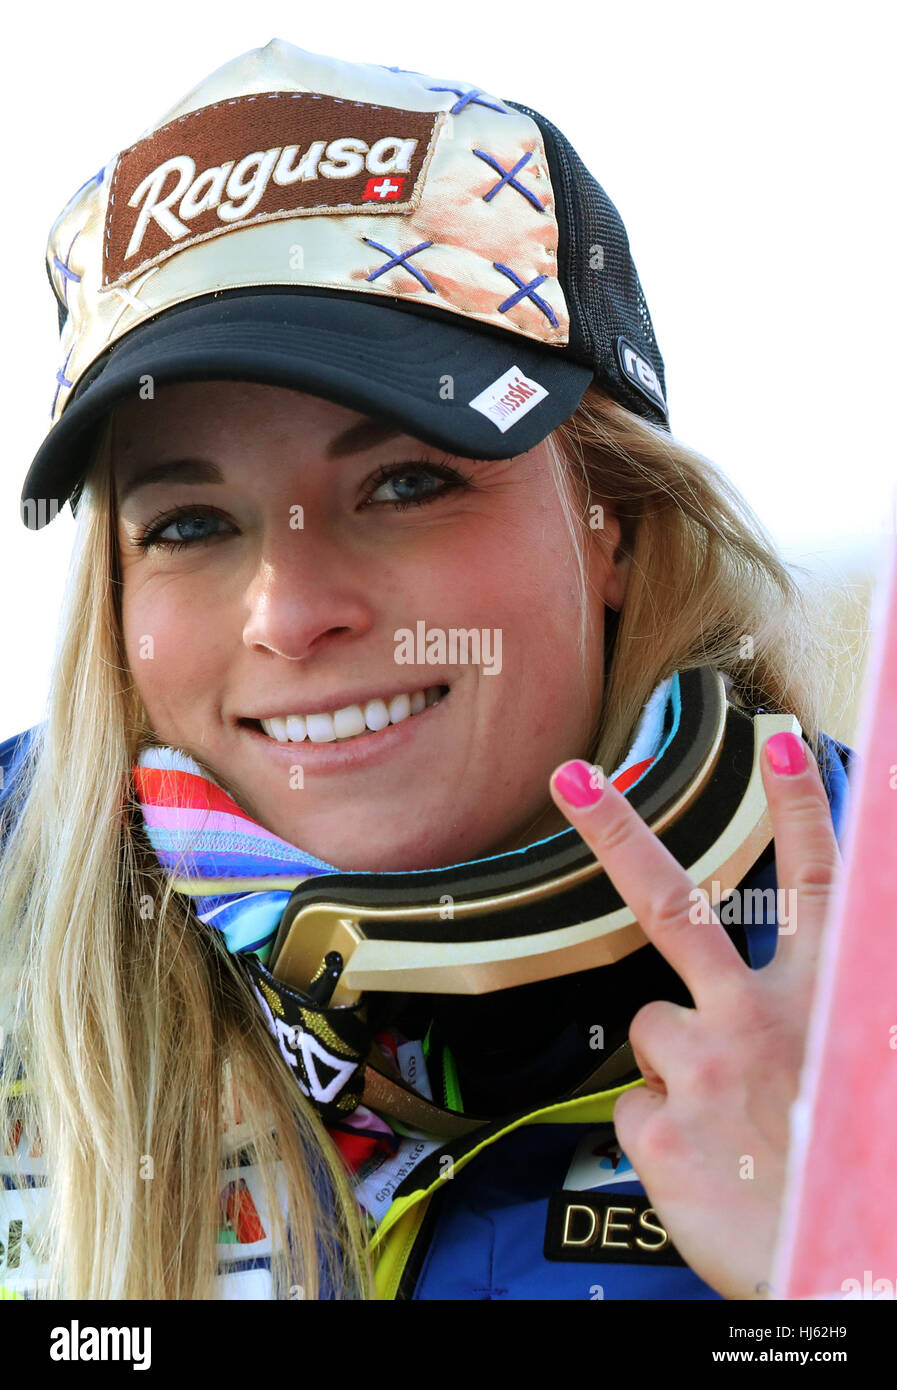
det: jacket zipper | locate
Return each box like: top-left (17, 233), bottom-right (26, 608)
top-left (423, 1022), bottom-right (464, 1111)
top-left (393, 1184), bottom-right (446, 1300)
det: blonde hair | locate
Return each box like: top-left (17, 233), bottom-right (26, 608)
top-left (546, 384), bottom-right (832, 773)
top-left (0, 417), bottom-right (372, 1299)
top-left (0, 383), bottom-right (833, 1298)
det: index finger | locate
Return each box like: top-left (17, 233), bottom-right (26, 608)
top-left (758, 731), bottom-right (843, 975)
top-left (550, 758), bottom-right (747, 1010)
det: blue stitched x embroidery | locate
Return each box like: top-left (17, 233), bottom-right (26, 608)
top-left (493, 263), bottom-right (558, 327)
top-left (51, 347), bottom-right (74, 417)
top-left (363, 238), bottom-right (436, 293)
top-left (427, 85), bottom-right (507, 116)
top-left (472, 149), bottom-right (544, 213)
top-left (54, 229), bottom-right (83, 305)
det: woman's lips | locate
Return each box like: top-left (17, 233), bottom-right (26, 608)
top-left (237, 685), bottom-right (450, 773)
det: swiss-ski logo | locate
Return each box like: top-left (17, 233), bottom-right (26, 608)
top-left (468, 366), bottom-right (549, 432)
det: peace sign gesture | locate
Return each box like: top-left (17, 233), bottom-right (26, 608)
top-left (550, 730), bottom-right (843, 1300)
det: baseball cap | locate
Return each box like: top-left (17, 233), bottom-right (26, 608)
top-left (20, 38), bottom-right (670, 530)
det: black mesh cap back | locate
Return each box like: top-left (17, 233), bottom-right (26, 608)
top-left (505, 98), bottom-right (670, 433)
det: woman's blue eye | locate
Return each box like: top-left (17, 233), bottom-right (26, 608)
top-left (135, 509), bottom-right (226, 552)
top-left (366, 461), bottom-right (469, 509)
top-left (162, 514), bottom-right (222, 542)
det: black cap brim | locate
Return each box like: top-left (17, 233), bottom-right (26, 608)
top-left (21, 288), bottom-right (593, 529)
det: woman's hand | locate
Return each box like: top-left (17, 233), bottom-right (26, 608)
top-left (549, 730), bottom-right (843, 1301)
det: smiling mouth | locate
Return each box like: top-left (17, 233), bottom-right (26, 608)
top-left (240, 684), bottom-right (450, 744)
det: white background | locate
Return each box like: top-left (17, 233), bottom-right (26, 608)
top-left (1, 0), bottom-right (893, 740)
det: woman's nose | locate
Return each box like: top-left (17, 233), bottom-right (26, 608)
top-left (240, 528), bottom-right (375, 661)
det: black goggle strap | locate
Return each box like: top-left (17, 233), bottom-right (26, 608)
top-left (236, 950), bottom-right (372, 1123)
top-left (235, 948), bottom-right (487, 1135)
top-left (236, 948), bottom-right (652, 1139)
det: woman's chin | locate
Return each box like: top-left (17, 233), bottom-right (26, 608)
top-left (257, 807), bottom-right (492, 874)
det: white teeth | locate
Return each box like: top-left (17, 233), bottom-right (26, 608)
top-left (306, 713), bottom-right (337, 743)
top-left (364, 698), bottom-right (390, 732)
top-left (388, 693), bottom-right (411, 724)
top-left (333, 705), bottom-right (366, 739)
top-left (259, 685), bottom-right (445, 744)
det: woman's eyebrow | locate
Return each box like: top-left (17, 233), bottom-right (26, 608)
top-left (324, 419), bottom-right (404, 459)
top-left (118, 458), bottom-right (223, 504)
top-left (117, 421), bottom-right (407, 503)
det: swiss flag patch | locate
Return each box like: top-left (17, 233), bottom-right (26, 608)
top-left (363, 175), bottom-right (405, 201)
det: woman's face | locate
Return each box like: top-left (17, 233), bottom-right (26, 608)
top-left (113, 381), bottom-right (628, 870)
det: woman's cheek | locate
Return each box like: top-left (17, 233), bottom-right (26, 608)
top-left (121, 593), bottom-right (164, 715)
top-left (123, 584), bottom-right (196, 698)
top-left (121, 584), bottom-right (151, 669)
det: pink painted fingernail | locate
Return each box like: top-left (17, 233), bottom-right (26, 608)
top-left (553, 759), bottom-right (605, 807)
top-left (764, 731), bottom-right (807, 775)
